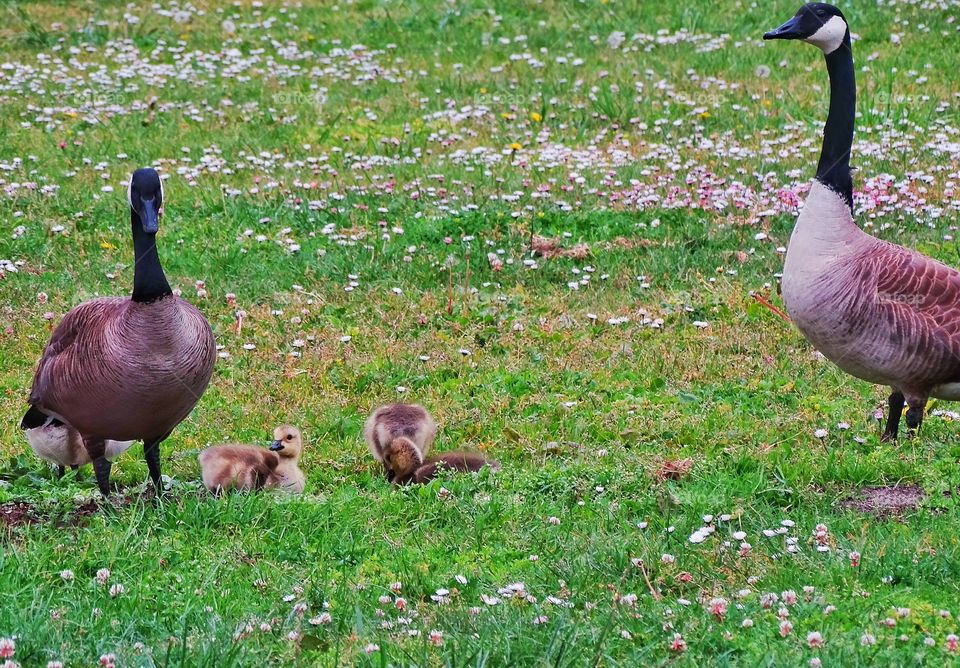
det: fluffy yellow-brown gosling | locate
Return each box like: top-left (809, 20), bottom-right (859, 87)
top-left (411, 452), bottom-right (498, 484)
top-left (364, 403), bottom-right (436, 481)
top-left (199, 425), bottom-right (305, 494)
top-left (383, 437), bottom-right (497, 485)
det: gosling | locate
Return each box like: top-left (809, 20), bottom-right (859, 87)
top-left (383, 437), bottom-right (497, 485)
top-left (364, 403), bottom-right (436, 481)
top-left (199, 425), bottom-right (306, 494)
top-left (25, 419), bottom-right (134, 479)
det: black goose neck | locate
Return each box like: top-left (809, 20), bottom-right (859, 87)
top-left (130, 208), bottom-right (172, 303)
top-left (816, 38), bottom-right (856, 212)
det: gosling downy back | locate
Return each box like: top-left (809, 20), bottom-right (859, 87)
top-left (385, 440), bottom-right (497, 485)
top-left (199, 445), bottom-right (279, 494)
top-left (364, 403), bottom-right (437, 466)
top-left (410, 452), bottom-right (498, 485)
top-left (765, 3), bottom-right (960, 438)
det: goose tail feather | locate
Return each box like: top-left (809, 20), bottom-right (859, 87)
top-left (20, 405), bottom-right (54, 430)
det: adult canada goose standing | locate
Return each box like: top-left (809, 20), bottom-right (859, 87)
top-left (764, 3), bottom-right (960, 439)
top-left (20, 168), bottom-right (216, 496)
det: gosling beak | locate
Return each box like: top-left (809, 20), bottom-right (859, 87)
top-left (764, 15), bottom-right (804, 40)
top-left (139, 198), bottom-right (159, 234)
top-left (269, 440), bottom-right (284, 451)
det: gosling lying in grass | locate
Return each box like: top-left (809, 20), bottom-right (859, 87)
top-left (364, 403), bottom-right (436, 481)
top-left (383, 437), bottom-right (497, 485)
top-left (24, 419), bottom-right (134, 479)
top-left (199, 425), bottom-right (306, 494)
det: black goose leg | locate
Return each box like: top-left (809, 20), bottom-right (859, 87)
top-left (92, 458), bottom-right (113, 497)
top-left (905, 399), bottom-right (926, 438)
top-left (72, 464), bottom-right (82, 481)
top-left (881, 390), bottom-right (905, 442)
top-left (56, 465), bottom-right (66, 479)
top-left (84, 437), bottom-right (111, 497)
top-left (143, 436), bottom-right (165, 493)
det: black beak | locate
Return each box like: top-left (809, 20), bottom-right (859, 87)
top-left (269, 440), bottom-right (284, 451)
top-left (385, 468), bottom-right (395, 483)
top-left (764, 15), bottom-right (805, 40)
top-left (139, 198), bottom-right (159, 234)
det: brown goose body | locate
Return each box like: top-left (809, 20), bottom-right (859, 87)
top-left (28, 296), bottom-right (215, 441)
top-left (364, 403), bottom-right (436, 473)
top-left (782, 182), bottom-right (960, 403)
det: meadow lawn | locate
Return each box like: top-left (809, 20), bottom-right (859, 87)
top-left (2, 0), bottom-right (960, 665)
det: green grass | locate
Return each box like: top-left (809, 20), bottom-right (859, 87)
top-left (1, 0), bottom-right (960, 665)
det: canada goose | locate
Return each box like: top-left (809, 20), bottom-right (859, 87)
top-left (382, 437), bottom-right (497, 485)
top-left (24, 418), bottom-right (134, 479)
top-left (764, 3), bottom-right (960, 439)
top-left (363, 403), bottom-right (436, 481)
top-left (199, 425), bottom-right (306, 494)
top-left (20, 168), bottom-right (216, 495)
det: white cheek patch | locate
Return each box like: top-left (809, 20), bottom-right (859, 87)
top-left (127, 177), bottom-right (134, 209)
top-left (158, 172), bottom-right (165, 206)
top-left (805, 15), bottom-right (847, 54)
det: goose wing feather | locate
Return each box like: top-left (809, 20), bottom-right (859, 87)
top-left (869, 243), bottom-right (960, 384)
top-left (28, 298), bottom-right (123, 413)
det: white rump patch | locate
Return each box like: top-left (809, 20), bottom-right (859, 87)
top-left (805, 15), bottom-right (847, 54)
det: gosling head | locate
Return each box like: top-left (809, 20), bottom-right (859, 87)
top-left (270, 425), bottom-right (304, 460)
top-left (382, 437), bottom-right (423, 483)
top-left (128, 167), bottom-right (164, 234)
top-left (763, 3), bottom-right (849, 55)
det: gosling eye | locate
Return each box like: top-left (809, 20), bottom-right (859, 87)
top-left (286, 434), bottom-right (294, 441)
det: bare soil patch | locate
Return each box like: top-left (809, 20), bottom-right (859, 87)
top-left (0, 502), bottom-right (38, 527)
top-left (530, 235), bottom-right (590, 260)
top-left (843, 484), bottom-right (925, 517)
